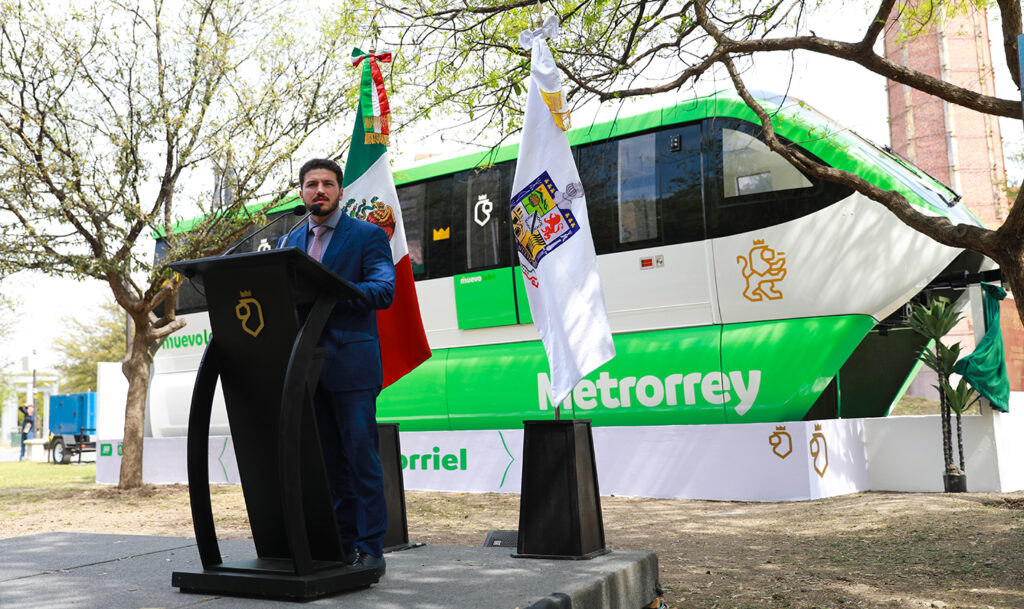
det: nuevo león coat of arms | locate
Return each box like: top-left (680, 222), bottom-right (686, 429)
top-left (510, 171), bottom-right (581, 268)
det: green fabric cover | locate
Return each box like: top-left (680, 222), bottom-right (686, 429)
top-left (954, 282), bottom-right (1010, 412)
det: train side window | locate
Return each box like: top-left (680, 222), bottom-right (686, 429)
top-left (396, 183), bottom-right (426, 277)
top-left (424, 176), bottom-right (454, 279)
top-left (578, 133), bottom-right (664, 254)
top-left (658, 124), bottom-right (706, 244)
top-left (453, 163), bottom-right (510, 272)
top-left (577, 139), bottom-right (617, 254)
top-left (174, 278), bottom-right (208, 315)
top-left (151, 238), bottom-right (206, 315)
top-left (617, 132), bottom-right (659, 244)
top-left (722, 128), bottom-right (811, 198)
top-left (706, 117), bottom-right (853, 238)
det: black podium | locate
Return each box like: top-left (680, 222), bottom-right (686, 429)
top-left (169, 248), bottom-right (380, 601)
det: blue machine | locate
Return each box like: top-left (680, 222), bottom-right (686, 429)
top-left (48, 392), bottom-right (97, 464)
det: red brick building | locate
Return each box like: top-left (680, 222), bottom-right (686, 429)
top-left (884, 4), bottom-right (1009, 229)
top-left (884, 4), bottom-right (1023, 394)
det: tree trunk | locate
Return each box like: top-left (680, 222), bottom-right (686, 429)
top-left (118, 323), bottom-right (154, 490)
top-left (956, 411), bottom-right (965, 472)
top-left (1001, 248), bottom-right (1024, 335)
top-left (937, 355), bottom-right (953, 469)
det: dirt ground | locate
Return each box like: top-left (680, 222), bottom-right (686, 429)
top-left (4, 477), bottom-right (1024, 609)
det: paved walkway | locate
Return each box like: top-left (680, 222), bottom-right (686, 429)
top-left (0, 533), bottom-right (659, 609)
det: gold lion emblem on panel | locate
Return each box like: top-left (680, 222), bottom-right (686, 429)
top-left (737, 239), bottom-right (786, 302)
top-left (769, 425), bottom-right (793, 459)
top-left (809, 424), bottom-right (829, 478)
top-left (235, 290), bottom-right (265, 338)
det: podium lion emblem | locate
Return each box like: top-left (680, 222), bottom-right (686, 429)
top-left (737, 239), bottom-right (786, 302)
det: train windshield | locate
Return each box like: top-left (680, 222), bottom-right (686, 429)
top-left (778, 99), bottom-right (980, 226)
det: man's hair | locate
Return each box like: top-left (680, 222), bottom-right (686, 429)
top-left (299, 158), bottom-right (343, 186)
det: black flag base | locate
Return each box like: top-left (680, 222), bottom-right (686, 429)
top-left (172, 560), bottom-right (379, 601)
top-left (378, 423), bottom-right (427, 555)
top-left (512, 419), bottom-right (611, 560)
top-left (512, 546), bottom-right (612, 561)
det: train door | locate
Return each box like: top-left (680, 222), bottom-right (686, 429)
top-left (704, 117), bottom-right (864, 423)
top-left (443, 161), bottom-right (548, 429)
top-left (447, 161), bottom-right (527, 329)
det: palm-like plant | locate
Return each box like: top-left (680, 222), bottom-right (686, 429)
top-left (943, 378), bottom-right (980, 474)
top-left (909, 298), bottom-right (964, 477)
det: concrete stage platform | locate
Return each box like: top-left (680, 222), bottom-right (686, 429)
top-left (0, 533), bottom-right (659, 608)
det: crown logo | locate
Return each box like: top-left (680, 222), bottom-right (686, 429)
top-left (240, 290), bottom-right (252, 298)
top-left (814, 424), bottom-right (822, 431)
top-left (752, 239), bottom-right (765, 246)
top-left (433, 227), bottom-right (450, 241)
top-left (776, 425), bottom-right (786, 431)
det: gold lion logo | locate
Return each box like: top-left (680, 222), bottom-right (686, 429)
top-left (737, 239), bottom-right (786, 302)
top-left (810, 424), bottom-right (829, 478)
top-left (235, 291), bottom-right (265, 338)
top-left (769, 426), bottom-right (793, 459)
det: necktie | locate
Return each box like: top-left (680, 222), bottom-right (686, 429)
top-left (308, 224), bottom-right (328, 262)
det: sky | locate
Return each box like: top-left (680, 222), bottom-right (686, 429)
top-left (0, 2), bottom-right (1020, 374)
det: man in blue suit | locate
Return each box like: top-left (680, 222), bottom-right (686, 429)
top-left (278, 158), bottom-right (395, 575)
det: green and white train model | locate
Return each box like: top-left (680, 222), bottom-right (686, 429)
top-left (151, 92), bottom-right (992, 437)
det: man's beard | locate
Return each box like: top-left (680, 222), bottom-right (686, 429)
top-left (310, 195), bottom-right (338, 216)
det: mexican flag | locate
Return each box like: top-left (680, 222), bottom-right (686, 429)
top-left (343, 48), bottom-right (431, 387)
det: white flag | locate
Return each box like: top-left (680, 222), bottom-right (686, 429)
top-left (511, 15), bottom-right (615, 406)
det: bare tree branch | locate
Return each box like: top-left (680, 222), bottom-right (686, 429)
top-left (859, 0), bottom-right (898, 55)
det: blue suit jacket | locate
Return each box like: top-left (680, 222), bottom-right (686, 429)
top-left (279, 212), bottom-right (395, 391)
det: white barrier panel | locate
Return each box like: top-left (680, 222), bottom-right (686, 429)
top-left (96, 362), bottom-right (129, 441)
top-left (590, 420), bottom-right (868, 501)
top-left (95, 420), bottom-right (870, 501)
top-left (400, 420), bottom-right (869, 500)
top-left (398, 429), bottom-right (524, 494)
top-left (992, 393), bottom-right (1024, 491)
top-left (865, 394), bottom-right (1024, 493)
top-left (96, 436), bottom-right (240, 486)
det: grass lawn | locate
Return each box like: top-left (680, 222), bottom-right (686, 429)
top-left (890, 395), bottom-right (941, 416)
top-left (0, 461), bottom-right (96, 488)
top-left (0, 461), bottom-right (97, 514)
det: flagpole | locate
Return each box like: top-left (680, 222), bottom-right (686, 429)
top-left (510, 9), bottom-right (613, 563)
